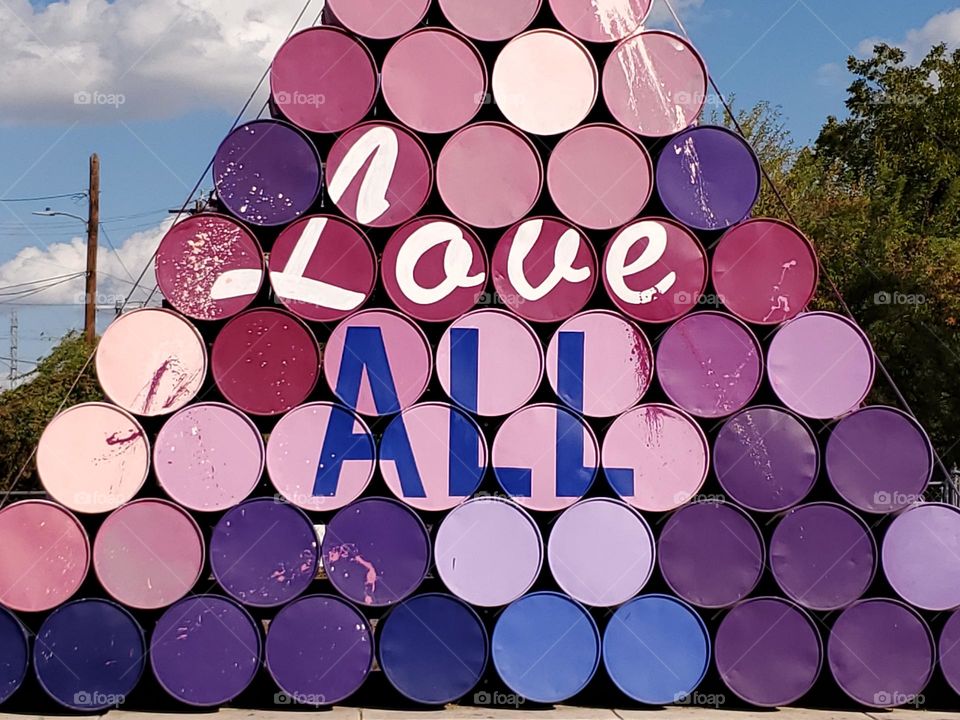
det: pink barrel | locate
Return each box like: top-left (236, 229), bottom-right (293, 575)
top-left (548, 0), bottom-right (651, 43)
top-left (882, 503), bottom-right (960, 611)
top-left (324, 0), bottom-right (430, 40)
top-left (438, 0), bottom-right (541, 42)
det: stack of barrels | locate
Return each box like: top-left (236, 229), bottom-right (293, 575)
top-left (2, 0), bottom-right (959, 712)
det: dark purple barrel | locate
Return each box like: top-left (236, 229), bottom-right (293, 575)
top-left (210, 498), bottom-right (319, 608)
top-left (826, 406), bottom-right (933, 513)
top-left (33, 599), bottom-right (145, 711)
top-left (658, 501), bottom-right (764, 609)
top-left (150, 596), bottom-right (261, 706)
top-left (714, 406), bottom-right (818, 512)
top-left (265, 594), bottom-right (373, 705)
top-left (770, 503), bottom-right (876, 611)
top-left (940, 609), bottom-right (960, 695)
top-left (828, 599), bottom-right (934, 708)
top-left (0, 606), bottom-right (28, 704)
top-left (715, 597), bottom-right (822, 707)
top-left (882, 503), bottom-right (960, 611)
top-left (378, 593), bottom-right (489, 704)
top-left (322, 498), bottom-right (430, 607)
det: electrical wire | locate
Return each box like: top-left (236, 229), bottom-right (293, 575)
top-left (0, 192), bottom-right (86, 203)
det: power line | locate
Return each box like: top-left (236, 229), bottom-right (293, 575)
top-left (0, 275), bottom-right (85, 304)
top-left (0, 192), bottom-right (86, 203)
top-left (0, 273), bottom-right (85, 294)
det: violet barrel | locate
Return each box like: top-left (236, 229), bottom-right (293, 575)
top-left (940, 609), bottom-right (960, 696)
top-left (0, 607), bottom-right (29, 704)
top-left (882, 503), bottom-right (960, 611)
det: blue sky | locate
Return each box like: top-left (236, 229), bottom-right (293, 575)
top-left (0, 0), bottom-right (958, 379)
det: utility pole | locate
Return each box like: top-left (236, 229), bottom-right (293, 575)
top-left (8, 311), bottom-right (17, 384)
top-left (85, 153), bottom-right (99, 344)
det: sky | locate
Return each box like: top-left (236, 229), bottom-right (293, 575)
top-left (1, 0), bottom-right (959, 381)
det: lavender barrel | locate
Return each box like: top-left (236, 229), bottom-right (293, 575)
top-left (378, 594), bottom-right (489, 704)
top-left (714, 406), bottom-right (818, 512)
top-left (213, 119), bottom-right (321, 227)
top-left (940, 610), bottom-right (960, 695)
top-left (267, 402), bottom-right (375, 512)
top-left (212, 308), bottom-right (320, 416)
top-left (826, 406), bottom-right (933, 513)
top-left (438, 0), bottom-right (541, 42)
top-left (545, 310), bottom-right (653, 418)
top-left (768, 311), bottom-right (875, 419)
top-left (603, 595), bottom-right (710, 705)
top-left (828, 599), bottom-right (934, 708)
top-left (210, 498), bottom-right (319, 608)
top-left (270, 27), bottom-right (377, 134)
top-left (0, 606), bottom-right (29, 703)
top-left (712, 218), bottom-right (818, 325)
top-left (93, 499), bottom-right (204, 610)
top-left (379, 403), bottom-right (488, 511)
top-left (883, 503), bottom-right (960, 611)
top-left (603, 30), bottom-right (706, 137)
top-left (322, 498), bottom-right (430, 607)
top-left (435, 497), bottom-right (543, 607)
top-left (155, 402), bottom-right (264, 512)
top-left (603, 404), bottom-right (709, 512)
top-left (658, 501), bottom-right (764, 608)
top-left (96, 308), bottom-right (206, 417)
top-left (656, 126), bottom-right (760, 231)
top-left (715, 597), bottom-right (822, 707)
top-left (492, 592), bottom-right (600, 703)
top-left (656, 311), bottom-right (762, 418)
top-left (324, 0), bottom-right (429, 40)
top-left (548, 0), bottom-right (651, 43)
top-left (548, 499), bottom-right (654, 607)
top-left (770, 503), bottom-right (877, 611)
top-left (155, 213), bottom-right (264, 321)
top-left (34, 599), bottom-right (145, 711)
top-left (151, 596), bottom-right (260, 706)
top-left (0, 500), bottom-right (89, 612)
top-left (266, 594), bottom-right (373, 705)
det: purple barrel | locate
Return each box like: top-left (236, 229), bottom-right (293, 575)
top-left (155, 402), bottom-right (264, 512)
top-left (210, 498), bottom-right (319, 608)
top-left (940, 609), bottom-right (960, 695)
top-left (548, 498), bottom-right (655, 607)
top-left (439, 0), bottom-right (541, 42)
top-left (548, 0), bottom-right (651, 43)
top-left (322, 498), bottom-right (430, 607)
top-left (378, 593), bottom-right (489, 704)
top-left (656, 125), bottom-right (760, 231)
top-left (93, 498), bottom-right (204, 610)
top-left (150, 596), bottom-right (261, 706)
top-left (435, 497), bottom-right (543, 607)
top-left (0, 500), bottom-right (89, 613)
top-left (828, 598), bottom-right (934, 708)
top-left (713, 405), bottom-right (818, 512)
top-left (211, 308), bottom-right (320, 417)
top-left (826, 406), bottom-right (933, 513)
top-left (0, 606), bottom-right (29, 704)
top-left (883, 503), bottom-right (960, 611)
top-left (768, 311), bottom-right (876, 420)
top-left (770, 503), bottom-right (877, 611)
top-left (715, 597), bottom-right (822, 707)
top-left (155, 213), bottom-right (264, 321)
top-left (324, 0), bottom-right (429, 39)
top-left (213, 119), bottom-right (321, 227)
top-left (656, 311), bottom-right (762, 418)
top-left (265, 594), bottom-right (373, 705)
top-left (270, 27), bottom-right (377, 134)
top-left (33, 599), bottom-right (145, 711)
top-left (658, 501), bottom-right (764, 609)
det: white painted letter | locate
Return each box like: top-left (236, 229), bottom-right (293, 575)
top-left (507, 219), bottom-right (591, 301)
top-left (327, 126), bottom-right (398, 224)
top-left (605, 220), bottom-right (676, 305)
top-left (395, 221), bottom-right (484, 305)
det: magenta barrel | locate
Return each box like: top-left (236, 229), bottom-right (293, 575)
top-left (438, 0), bottom-right (541, 42)
top-left (213, 119), bottom-right (321, 227)
top-left (547, 499), bottom-right (654, 607)
top-left (324, 0), bottom-right (429, 39)
top-left (826, 406), bottom-right (933, 513)
top-left (270, 27), bottom-right (377, 134)
top-left (713, 405), bottom-right (819, 512)
top-left (96, 308), bottom-right (206, 416)
top-left (658, 501), bottom-right (764, 609)
top-left (656, 311), bottom-right (762, 418)
top-left (548, 0), bottom-right (651, 43)
top-left (940, 610), bottom-right (960, 695)
top-left (712, 218), bottom-right (819, 325)
top-left (883, 503), bottom-right (960, 611)
top-left (0, 500), bottom-right (89, 613)
top-left (155, 213), bottom-right (264, 321)
top-left (770, 503), bottom-right (877, 611)
top-left (656, 125), bottom-right (760, 231)
top-left (211, 308), bottom-right (320, 416)
top-left (93, 499), bottom-right (205, 610)
top-left (265, 594), bottom-right (373, 706)
top-left (322, 498), bottom-right (430, 607)
top-left (150, 596), bottom-right (261, 706)
top-left (155, 402), bottom-right (264, 512)
top-left (435, 497), bottom-right (543, 607)
top-left (767, 311), bottom-right (876, 419)
top-left (828, 599), bottom-right (934, 708)
top-left (715, 597), bottom-right (822, 707)
top-left (33, 599), bottom-right (145, 711)
top-left (0, 606), bottom-right (28, 704)
top-left (210, 498), bottom-right (318, 608)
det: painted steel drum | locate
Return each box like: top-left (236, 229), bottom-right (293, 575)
top-left (548, 0), bottom-right (651, 43)
top-left (882, 503), bottom-right (960, 611)
top-left (0, 606), bottom-right (28, 704)
top-left (325, 0), bottom-right (429, 39)
top-left (939, 609), bottom-right (960, 696)
top-left (438, 0), bottom-right (541, 42)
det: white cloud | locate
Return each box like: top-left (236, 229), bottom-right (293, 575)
top-left (815, 61), bottom-right (847, 89)
top-left (858, 8), bottom-right (960, 62)
top-left (647, 0), bottom-right (705, 28)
